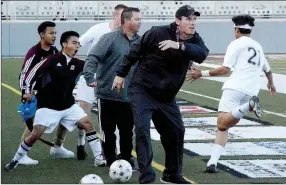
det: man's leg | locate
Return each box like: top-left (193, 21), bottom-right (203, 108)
top-left (5, 107), bottom-right (63, 171)
top-left (97, 98), bottom-right (118, 166)
top-left (116, 102), bottom-right (134, 167)
top-left (5, 125), bottom-right (47, 171)
top-left (60, 104), bottom-right (106, 167)
top-left (18, 117), bottom-right (39, 165)
top-left (206, 92), bottom-right (262, 173)
top-left (50, 124), bottom-right (74, 159)
top-left (152, 101), bottom-right (189, 184)
top-left (129, 86), bottom-right (156, 184)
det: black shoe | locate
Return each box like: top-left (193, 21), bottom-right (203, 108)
top-left (4, 160), bottom-right (18, 171)
top-left (77, 145), bottom-right (87, 160)
top-left (204, 164), bottom-right (217, 173)
top-left (160, 175), bottom-right (191, 184)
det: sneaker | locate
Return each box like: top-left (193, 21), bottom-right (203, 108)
top-left (204, 164), bottom-right (218, 173)
top-left (94, 154), bottom-right (106, 167)
top-left (77, 145), bottom-right (88, 160)
top-left (50, 145), bottom-right (75, 159)
top-left (249, 96), bottom-right (263, 118)
top-left (127, 158), bottom-right (139, 172)
top-left (4, 160), bottom-right (19, 172)
top-left (160, 175), bottom-right (191, 184)
top-left (18, 155), bottom-right (39, 165)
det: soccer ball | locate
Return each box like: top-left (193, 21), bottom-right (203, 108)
top-left (109, 160), bottom-right (132, 183)
top-left (79, 174), bottom-right (104, 184)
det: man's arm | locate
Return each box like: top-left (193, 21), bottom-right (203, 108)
top-left (22, 57), bottom-right (51, 95)
top-left (19, 49), bottom-right (37, 90)
top-left (116, 29), bottom-right (156, 78)
top-left (83, 34), bottom-right (113, 86)
top-left (79, 26), bottom-right (97, 48)
top-left (262, 54), bottom-right (276, 95)
top-left (181, 34), bottom-right (209, 64)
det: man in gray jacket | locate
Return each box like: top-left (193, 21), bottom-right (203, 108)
top-left (83, 7), bottom-right (141, 167)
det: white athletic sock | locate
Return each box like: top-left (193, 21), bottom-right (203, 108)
top-left (86, 131), bottom-right (102, 157)
top-left (13, 141), bottom-right (32, 162)
top-left (78, 129), bottom-right (86, 146)
top-left (231, 103), bottom-right (250, 119)
top-left (207, 144), bottom-right (225, 167)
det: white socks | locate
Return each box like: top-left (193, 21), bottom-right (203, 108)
top-left (86, 131), bottom-right (102, 157)
top-left (207, 144), bottom-right (225, 167)
top-left (78, 129), bottom-right (86, 146)
top-left (13, 141), bottom-right (32, 162)
top-left (231, 103), bottom-right (250, 119)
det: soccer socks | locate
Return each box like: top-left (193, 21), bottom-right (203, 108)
top-left (78, 129), bottom-right (86, 146)
top-left (13, 141), bottom-right (32, 162)
top-left (86, 131), bottom-right (102, 157)
top-left (231, 102), bottom-right (250, 119)
top-left (207, 144), bottom-right (225, 167)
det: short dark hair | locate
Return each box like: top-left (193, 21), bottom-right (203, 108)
top-left (60, 31), bottom-right (79, 48)
top-left (232, 14), bottom-right (255, 34)
top-left (121, 7), bottom-right (140, 25)
top-left (37, 21), bottom-right (56, 34)
top-left (114, 4), bottom-right (128, 10)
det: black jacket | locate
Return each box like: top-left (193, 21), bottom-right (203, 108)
top-left (22, 52), bottom-right (84, 110)
top-left (116, 22), bottom-right (209, 102)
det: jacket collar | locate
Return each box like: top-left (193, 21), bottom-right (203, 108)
top-left (119, 27), bottom-right (140, 42)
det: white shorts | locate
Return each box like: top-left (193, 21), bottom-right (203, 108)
top-left (76, 75), bottom-right (95, 104)
top-left (218, 89), bottom-right (251, 113)
top-left (34, 104), bottom-right (88, 134)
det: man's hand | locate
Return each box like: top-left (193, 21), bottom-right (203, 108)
top-left (267, 83), bottom-right (276, 96)
top-left (190, 69), bottom-right (202, 80)
top-left (112, 76), bottom-right (125, 94)
top-left (88, 82), bottom-right (97, 87)
top-left (23, 93), bottom-right (32, 102)
top-left (159, 40), bottom-right (179, 51)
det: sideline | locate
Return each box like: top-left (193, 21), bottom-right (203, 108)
top-left (1, 82), bottom-right (197, 184)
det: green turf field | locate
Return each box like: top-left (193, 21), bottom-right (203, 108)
top-left (1, 58), bottom-right (286, 184)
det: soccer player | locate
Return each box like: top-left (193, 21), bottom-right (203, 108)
top-left (5, 31), bottom-right (106, 172)
top-left (76, 4), bottom-right (127, 158)
top-left (189, 14), bottom-right (277, 173)
top-left (83, 7), bottom-right (141, 167)
top-left (113, 5), bottom-right (209, 184)
top-left (18, 21), bottom-right (73, 165)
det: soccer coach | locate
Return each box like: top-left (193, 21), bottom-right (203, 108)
top-left (112, 5), bottom-right (209, 184)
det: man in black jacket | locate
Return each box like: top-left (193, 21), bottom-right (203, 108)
top-left (112, 5), bottom-right (209, 184)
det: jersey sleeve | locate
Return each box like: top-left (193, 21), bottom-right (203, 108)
top-left (79, 26), bottom-right (97, 47)
top-left (262, 56), bottom-right (271, 73)
top-left (223, 41), bottom-right (238, 69)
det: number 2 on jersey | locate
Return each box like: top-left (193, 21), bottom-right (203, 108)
top-left (248, 47), bottom-right (261, 67)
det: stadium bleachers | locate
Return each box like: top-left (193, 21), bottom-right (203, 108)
top-left (2, 1), bottom-right (286, 20)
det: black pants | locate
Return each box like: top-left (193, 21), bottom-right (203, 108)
top-left (98, 98), bottom-right (134, 162)
top-left (129, 84), bottom-right (185, 183)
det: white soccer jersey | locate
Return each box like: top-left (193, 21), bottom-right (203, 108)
top-left (222, 36), bottom-right (271, 96)
top-left (79, 22), bottom-right (112, 55)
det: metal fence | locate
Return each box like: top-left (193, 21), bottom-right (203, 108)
top-left (2, 1), bottom-right (286, 21)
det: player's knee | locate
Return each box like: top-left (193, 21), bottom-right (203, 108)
top-left (217, 123), bottom-right (228, 132)
top-left (78, 117), bottom-right (93, 132)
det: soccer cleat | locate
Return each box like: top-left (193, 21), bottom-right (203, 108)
top-left (160, 175), bottom-right (191, 184)
top-left (4, 160), bottom-right (19, 172)
top-left (77, 145), bottom-right (88, 160)
top-left (50, 145), bottom-right (75, 159)
top-left (249, 96), bottom-right (263, 118)
top-left (18, 155), bottom-right (39, 165)
top-left (94, 154), bottom-right (106, 167)
top-left (204, 164), bottom-right (218, 173)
